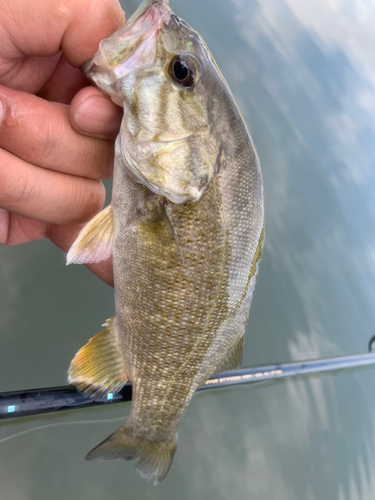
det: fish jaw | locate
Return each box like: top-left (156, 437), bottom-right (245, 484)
top-left (81, 0), bottom-right (222, 205)
top-left (82, 0), bottom-right (172, 105)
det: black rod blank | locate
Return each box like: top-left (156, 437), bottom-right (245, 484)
top-left (1, 352), bottom-right (375, 420)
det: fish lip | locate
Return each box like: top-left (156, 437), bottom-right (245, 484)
top-left (126, 0), bottom-right (171, 27)
top-left (82, 0), bottom-right (172, 78)
top-left (111, 0), bottom-right (172, 41)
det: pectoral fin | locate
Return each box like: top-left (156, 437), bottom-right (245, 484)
top-left (68, 317), bottom-right (128, 397)
top-left (66, 204), bottom-right (113, 265)
top-left (137, 201), bottom-right (184, 266)
top-left (163, 205), bottom-right (184, 265)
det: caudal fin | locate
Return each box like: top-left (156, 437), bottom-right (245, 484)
top-left (85, 423), bottom-right (177, 485)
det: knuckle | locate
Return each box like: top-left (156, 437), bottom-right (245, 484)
top-left (26, 116), bottom-right (57, 165)
top-left (0, 154), bottom-right (40, 210)
top-left (10, 169), bottom-right (37, 207)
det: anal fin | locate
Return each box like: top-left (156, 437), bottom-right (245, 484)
top-left (214, 335), bottom-right (244, 375)
top-left (66, 204), bottom-right (113, 265)
top-left (68, 317), bottom-right (128, 397)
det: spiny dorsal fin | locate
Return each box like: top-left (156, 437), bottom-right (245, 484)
top-left (66, 204), bottom-right (113, 265)
top-left (68, 317), bottom-right (128, 397)
top-left (214, 335), bottom-right (244, 374)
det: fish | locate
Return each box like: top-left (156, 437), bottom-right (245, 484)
top-left (66, 0), bottom-right (264, 485)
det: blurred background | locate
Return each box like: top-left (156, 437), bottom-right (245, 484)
top-left (1, 0), bottom-right (375, 498)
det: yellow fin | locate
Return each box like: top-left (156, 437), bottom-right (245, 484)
top-left (214, 335), bottom-right (244, 374)
top-left (68, 317), bottom-right (128, 397)
top-left (66, 204), bottom-right (113, 265)
top-left (86, 422), bottom-right (177, 485)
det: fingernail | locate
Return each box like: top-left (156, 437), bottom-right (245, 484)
top-left (74, 95), bottom-right (122, 136)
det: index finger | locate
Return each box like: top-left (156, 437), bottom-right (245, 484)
top-left (0, 0), bottom-right (125, 66)
top-left (0, 85), bottom-right (115, 179)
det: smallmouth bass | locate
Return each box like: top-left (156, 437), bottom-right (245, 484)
top-left (67, 0), bottom-right (264, 484)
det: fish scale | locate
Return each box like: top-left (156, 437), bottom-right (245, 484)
top-left (112, 172), bottom-right (229, 436)
top-left (66, 0), bottom-right (264, 484)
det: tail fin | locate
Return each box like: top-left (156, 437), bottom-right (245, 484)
top-left (85, 423), bottom-right (177, 485)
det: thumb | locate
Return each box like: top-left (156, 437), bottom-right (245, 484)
top-left (1, 0), bottom-right (125, 68)
top-left (70, 87), bottom-right (123, 140)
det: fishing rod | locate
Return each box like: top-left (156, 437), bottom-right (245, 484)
top-left (1, 336), bottom-right (375, 421)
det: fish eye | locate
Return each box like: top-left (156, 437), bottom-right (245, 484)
top-left (168, 54), bottom-right (199, 88)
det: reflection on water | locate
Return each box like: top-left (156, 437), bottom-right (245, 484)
top-left (1, 0), bottom-right (375, 498)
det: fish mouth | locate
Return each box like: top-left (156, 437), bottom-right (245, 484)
top-left (82, 0), bottom-right (172, 85)
top-left (117, 0), bottom-right (171, 38)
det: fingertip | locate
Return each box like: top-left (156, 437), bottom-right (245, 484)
top-left (63, 0), bottom-right (126, 67)
top-left (87, 257), bottom-right (114, 287)
top-left (70, 87), bottom-right (122, 139)
top-left (60, 178), bottom-right (106, 226)
top-left (79, 179), bottom-right (107, 224)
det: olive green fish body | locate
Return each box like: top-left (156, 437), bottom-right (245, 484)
top-left (112, 97), bottom-right (263, 443)
top-left (67, 0), bottom-right (264, 484)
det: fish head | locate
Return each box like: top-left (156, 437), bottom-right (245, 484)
top-left (83, 0), bottom-right (231, 204)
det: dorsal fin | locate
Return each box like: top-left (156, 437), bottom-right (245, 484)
top-left (66, 204), bottom-right (113, 265)
top-left (68, 317), bottom-right (128, 397)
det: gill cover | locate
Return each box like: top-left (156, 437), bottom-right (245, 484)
top-left (82, 0), bottom-right (225, 204)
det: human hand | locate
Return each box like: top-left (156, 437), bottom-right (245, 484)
top-left (0, 0), bottom-right (125, 286)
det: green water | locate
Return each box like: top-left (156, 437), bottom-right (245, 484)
top-left (1, 0), bottom-right (375, 498)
